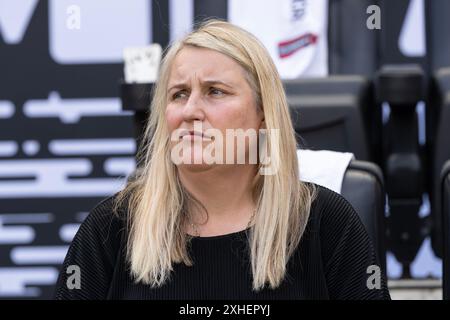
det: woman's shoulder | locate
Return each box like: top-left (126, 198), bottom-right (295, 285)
top-left (81, 194), bottom-right (126, 229)
top-left (306, 182), bottom-right (361, 227)
top-left (305, 182), bottom-right (371, 263)
top-left (54, 193), bottom-right (127, 299)
top-left (303, 183), bottom-right (390, 299)
top-left (70, 193), bottom-right (128, 254)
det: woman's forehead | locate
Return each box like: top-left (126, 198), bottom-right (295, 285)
top-left (168, 47), bottom-right (246, 84)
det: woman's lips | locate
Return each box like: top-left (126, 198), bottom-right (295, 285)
top-left (181, 130), bottom-right (212, 140)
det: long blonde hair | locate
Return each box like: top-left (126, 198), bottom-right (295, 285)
top-left (113, 19), bottom-right (316, 291)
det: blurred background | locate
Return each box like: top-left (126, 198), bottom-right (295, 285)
top-left (0, 0), bottom-right (449, 299)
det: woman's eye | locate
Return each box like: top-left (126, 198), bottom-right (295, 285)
top-left (172, 91), bottom-right (188, 100)
top-left (209, 88), bottom-right (225, 96)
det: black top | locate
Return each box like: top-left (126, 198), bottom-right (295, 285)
top-left (54, 184), bottom-right (390, 300)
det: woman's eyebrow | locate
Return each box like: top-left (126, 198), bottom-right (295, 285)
top-left (168, 80), bottom-right (234, 92)
top-left (167, 83), bottom-right (188, 92)
top-left (202, 80), bottom-right (234, 89)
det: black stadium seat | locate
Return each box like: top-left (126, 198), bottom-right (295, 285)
top-left (426, 0), bottom-right (450, 259)
top-left (430, 68), bottom-right (450, 256)
top-left (375, 65), bottom-right (426, 275)
top-left (342, 160), bottom-right (387, 274)
top-left (284, 76), bottom-right (374, 161)
top-left (441, 160), bottom-right (450, 300)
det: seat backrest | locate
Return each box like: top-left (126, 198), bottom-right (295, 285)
top-left (426, 0), bottom-right (450, 72)
top-left (430, 69), bottom-right (450, 256)
top-left (285, 76), bottom-right (373, 161)
top-left (328, 0), bottom-right (380, 75)
top-left (442, 160), bottom-right (450, 300)
top-left (426, 0), bottom-right (450, 260)
top-left (341, 160), bottom-right (387, 274)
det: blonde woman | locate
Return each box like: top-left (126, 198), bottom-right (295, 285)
top-left (55, 20), bottom-right (390, 300)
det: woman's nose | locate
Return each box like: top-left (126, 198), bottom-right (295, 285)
top-left (182, 92), bottom-right (205, 122)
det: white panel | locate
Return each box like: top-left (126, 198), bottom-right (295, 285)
top-left (49, 138), bottom-right (136, 155)
top-left (23, 92), bottom-right (132, 124)
top-left (0, 100), bottom-right (15, 118)
top-left (49, 0), bottom-right (151, 64)
top-left (11, 246), bottom-right (69, 264)
top-left (0, 267), bottom-right (58, 297)
top-left (399, 0), bottom-right (426, 57)
top-left (0, 159), bottom-right (126, 198)
top-left (104, 157), bottom-right (136, 176)
top-left (169, 0), bottom-right (194, 42)
top-left (0, 141), bottom-right (18, 157)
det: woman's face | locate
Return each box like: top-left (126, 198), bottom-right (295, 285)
top-left (165, 46), bottom-right (264, 170)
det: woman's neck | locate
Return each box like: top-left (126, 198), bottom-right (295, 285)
top-left (178, 164), bottom-right (258, 235)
